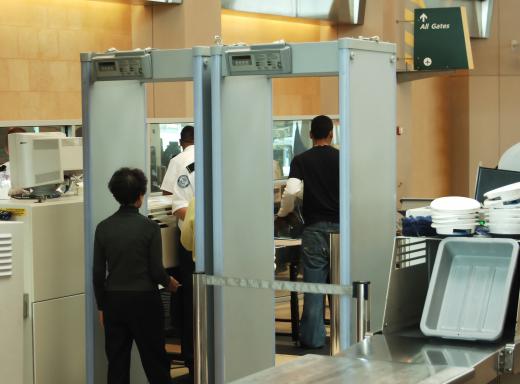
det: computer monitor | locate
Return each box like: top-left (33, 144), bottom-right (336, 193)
top-left (8, 132), bottom-right (66, 192)
top-left (474, 166), bottom-right (520, 203)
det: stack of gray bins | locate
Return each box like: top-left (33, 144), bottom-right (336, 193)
top-left (421, 238), bottom-right (519, 341)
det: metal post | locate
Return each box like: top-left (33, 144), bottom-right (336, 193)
top-left (354, 282), bottom-right (365, 342)
top-left (353, 281), bottom-right (371, 342)
top-left (365, 282), bottom-right (371, 335)
top-left (193, 273), bottom-right (208, 384)
top-left (80, 53), bottom-right (95, 384)
top-left (329, 233), bottom-right (341, 355)
top-left (338, 43), bottom-right (352, 350)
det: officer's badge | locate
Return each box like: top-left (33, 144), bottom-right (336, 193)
top-left (177, 175), bottom-right (190, 188)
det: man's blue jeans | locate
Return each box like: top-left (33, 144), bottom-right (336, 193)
top-left (299, 221), bottom-right (339, 348)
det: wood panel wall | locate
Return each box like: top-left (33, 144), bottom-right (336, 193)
top-left (1, 0), bottom-right (512, 203)
top-left (469, 0), bottom-right (520, 194)
top-left (0, 0), bottom-right (134, 121)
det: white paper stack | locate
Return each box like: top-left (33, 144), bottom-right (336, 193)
top-left (430, 196), bottom-right (481, 235)
top-left (483, 182), bottom-right (520, 235)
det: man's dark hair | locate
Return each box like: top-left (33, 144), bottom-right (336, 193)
top-left (180, 125), bottom-right (194, 144)
top-left (310, 115), bottom-right (333, 140)
top-left (108, 168), bottom-right (147, 206)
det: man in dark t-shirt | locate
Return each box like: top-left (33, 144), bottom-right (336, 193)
top-left (277, 115), bottom-right (339, 348)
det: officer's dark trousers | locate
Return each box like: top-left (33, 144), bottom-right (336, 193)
top-left (178, 243), bottom-right (195, 374)
top-left (103, 291), bottom-right (171, 384)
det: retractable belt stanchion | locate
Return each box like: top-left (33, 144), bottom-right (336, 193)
top-left (330, 233), bottom-right (341, 355)
top-left (352, 281), bottom-right (371, 342)
top-left (194, 269), bottom-right (371, 374)
top-left (330, 234), bottom-right (372, 351)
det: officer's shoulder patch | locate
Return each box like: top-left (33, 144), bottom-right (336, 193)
top-left (177, 175), bottom-right (190, 188)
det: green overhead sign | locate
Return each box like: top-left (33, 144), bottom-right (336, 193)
top-left (414, 7), bottom-right (474, 71)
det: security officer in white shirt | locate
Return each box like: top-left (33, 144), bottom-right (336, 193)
top-left (161, 127), bottom-right (195, 226)
top-left (160, 125), bottom-right (195, 378)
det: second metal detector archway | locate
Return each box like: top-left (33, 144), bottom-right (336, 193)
top-left (208, 38), bottom-right (397, 383)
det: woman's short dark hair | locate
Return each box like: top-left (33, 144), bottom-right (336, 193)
top-left (310, 115), bottom-right (333, 140)
top-left (108, 168), bottom-right (147, 206)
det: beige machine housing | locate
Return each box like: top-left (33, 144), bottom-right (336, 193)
top-left (0, 196), bottom-right (85, 384)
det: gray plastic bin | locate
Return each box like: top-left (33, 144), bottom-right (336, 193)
top-left (420, 238), bottom-right (519, 341)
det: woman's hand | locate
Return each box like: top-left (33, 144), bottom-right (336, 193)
top-left (98, 311), bottom-right (104, 327)
top-left (167, 277), bottom-right (181, 293)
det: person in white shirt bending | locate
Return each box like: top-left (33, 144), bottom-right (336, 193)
top-left (160, 125), bottom-right (195, 377)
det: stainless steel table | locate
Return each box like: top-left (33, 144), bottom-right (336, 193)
top-left (230, 354), bottom-right (474, 384)
top-left (341, 332), bottom-right (503, 384)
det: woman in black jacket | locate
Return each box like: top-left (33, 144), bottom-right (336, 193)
top-left (93, 167), bottom-right (180, 384)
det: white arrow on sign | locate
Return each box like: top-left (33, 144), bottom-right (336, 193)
top-left (419, 13), bottom-right (428, 23)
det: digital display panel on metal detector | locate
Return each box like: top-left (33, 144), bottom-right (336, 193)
top-left (92, 53), bottom-right (152, 80)
top-left (98, 61), bottom-right (117, 72)
top-left (226, 45), bottom-right (292, 75)
top-left (232, 55), bottom-right (253, 66)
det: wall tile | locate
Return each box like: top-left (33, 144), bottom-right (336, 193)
top-left (469, 76), bottom-right (500, 194)
top-left (184, 0), bottom-right (221, 46)
top-left (396, 82), bottom-right (413, 204)
top-left (67, 62), bottom-right (81, 92)
top-left (0, 92), bottom-right (21, 120)
top-left (153, 82), bottom-right (188, 118)
top-left (409, 77), bottom-right (453, 197)
top-left (319, 77), bottom-right (339, 116)
top-left (0, 27), bottom-right (19, 59)
top-left (66, 5), bottom-right (85, 31)
top-left (38, 30), bottom-right (59, 59)
top-left (57, 30), bottom-right (80, 61)
top-left (146, 83), bottom-right (155, 117)
top-left (18, 28), bottom-right (40, 59)
top-left (499, 0), bottom-right (520, 75)
top-left (131, 5), bottom-right (152, 50)
top-left (0, 61), bottom-right (10, 91)
top-left (29, 60), bottom-right (51, 91)
top-left (39, 91), bottom-right (60, 120)
top-left (7, 59), bottom-right (30, 91)
top-left (0, 1), bottom-right (47, 27)
top-left (221, 11), bottom-right (322, 44)
top-left (47, 61), bottom-right (69, 92)
top-left (46, 4), bottom-right (68, 30)
top-left (19, 92), bottom-right (42, 120)
top-left (76, 30), bottom-right (97, 56)
top-left (57, 92), bottom-right (81, 119)
top-left (447, 75), bottom-right (469, 196)
top-left (272, 78), bottom-right (322, 116)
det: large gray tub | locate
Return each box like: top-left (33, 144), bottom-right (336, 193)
top-left (421, 238), bottom-right (519, 341)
